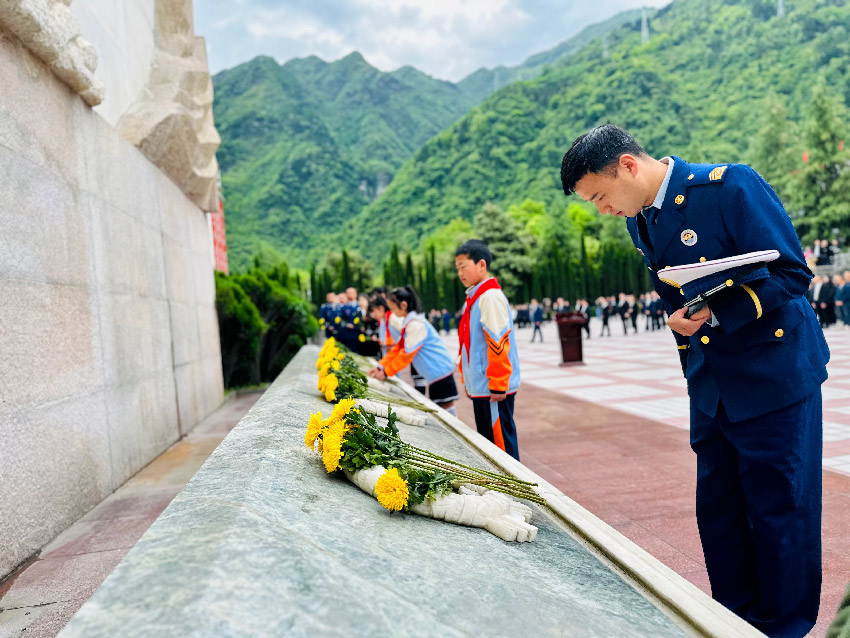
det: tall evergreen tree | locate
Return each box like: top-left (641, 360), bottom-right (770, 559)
top-left (791, 80), bottom-right (850, 241)
top-left (474, 203), bottom-right (534, 302)
top-left (405, 253), bottom-right (416, 286)
top-left (750, 92), bottom-right (799, 205)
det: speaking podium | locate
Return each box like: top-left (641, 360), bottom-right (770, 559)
top-left (555, 311), bottom-right (586, 366)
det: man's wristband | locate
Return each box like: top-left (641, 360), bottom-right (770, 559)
top-left (489, 389), bottom-right (506, 395)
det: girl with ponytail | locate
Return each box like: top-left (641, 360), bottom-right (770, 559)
top-left (368, 285), bottom-right (459, 416)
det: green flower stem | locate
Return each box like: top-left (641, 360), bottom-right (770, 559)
top-left (405, 453), bottom-right (507, 484)
top-left (364, 392), bottom-right (436, 412)
top-left (404, 459), bottom-right (542, 502)
top-left (405, 456), bottom-right (500, 484)
top-left (356, 420), bottom-right (537, 489)
top-left (480, 484), bottom-right (547, 505)
top-left (405, 456), bottom-right (539, 499)
top-left (405, 446), bottom-right (538, 487)
top-left (405, 459), bottom-right (486, 484)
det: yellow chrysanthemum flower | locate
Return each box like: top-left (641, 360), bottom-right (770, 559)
top-left (317, 359), bottom-right (339, 377)
top-left (323, 374), bottom-right (338, 402)
top-left (330, 397), bottom-right (357, 422)
top-left (335, 352), bottom-right (344, 361)
top-left (321, 337), bottom-right (336, 353)
top-left (305, 411), bottom-right (323, 448)
top-left (375, 468), bottom-right (409, 511)
top-left (321, 420), bottom-right (345, 472)
top-left (316, 348), bottom-right (339, 369)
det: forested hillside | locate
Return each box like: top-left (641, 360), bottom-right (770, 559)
top-left (214, 53), bottom-right (478, 270)
top-left (346, 0), bottom-right (850, 264)
top-left (213, 10), bottom-right (649, 271)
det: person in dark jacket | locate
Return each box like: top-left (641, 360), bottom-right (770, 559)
top-left (530, 299), bottom-right (544, 342)
top-left (561, 124), bottom-right (829, 638)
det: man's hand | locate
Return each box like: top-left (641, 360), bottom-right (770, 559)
top-left (490, 393), bottom-right (507, 403)
top-left (667, 305), bottom-right (710, 336)
top-left (368, 367), bottom-right (386, 380)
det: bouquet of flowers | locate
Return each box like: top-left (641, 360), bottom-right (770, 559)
top-left (316, 339), bottom-right (435, 415)
top-left (305, 399), bottom-right (541, 542)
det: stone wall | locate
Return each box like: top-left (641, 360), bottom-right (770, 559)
top-left (0, 22), bottom-right (224, 579)
top-left (68, 0), bottom-right (157, 127)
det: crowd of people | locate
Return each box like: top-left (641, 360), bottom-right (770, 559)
top-left (498, 292), bottom-right (667, 341)
top-left (317, 240), bottom-right (522, 461)
top-left (804, 238), bottom-right (842, 267)
top-left (807, 272), bottom-right (850, 329)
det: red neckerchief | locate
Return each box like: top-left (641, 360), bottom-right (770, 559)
top-left (384, 311), bottom-right (393, 345)
top-left (458, 278), bottom-right (501, 356)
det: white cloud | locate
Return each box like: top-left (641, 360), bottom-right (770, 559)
top-left (196, 0), bottom-right (671, 81)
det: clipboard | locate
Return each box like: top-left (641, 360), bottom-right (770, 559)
top-left (657, 250), bottom-right (780, 318)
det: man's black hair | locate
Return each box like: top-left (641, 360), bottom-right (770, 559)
top-left (389, 286), bottom-right (423, 313)
top-left (455, 239), bottom-right (492, 269)
top-left (560, 124), bottom-right (646, 195)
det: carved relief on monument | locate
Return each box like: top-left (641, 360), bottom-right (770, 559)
top-left (0, 0), bottom-right (104, 105)
top-left (116, 0), bottom-right (221, 212)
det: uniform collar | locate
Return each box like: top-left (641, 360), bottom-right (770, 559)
top-left (466, 276), bottom-right (495, 297)
top-left (650, 157), bottom-right (674, 210)
top-left (641, 156), bottom-right (693, 259)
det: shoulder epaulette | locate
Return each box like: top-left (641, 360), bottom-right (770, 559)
top-left (686, 163), bottom-right (730, 187)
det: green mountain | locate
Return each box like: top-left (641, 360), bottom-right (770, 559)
top-left (214, 52), bottom-right (478, 271)
top-left (457, 8), bottom-right (648, 103)
top-left (213, 11), bottom-right (649, 271)
top-left (344, 0), bottom-right (850, 264)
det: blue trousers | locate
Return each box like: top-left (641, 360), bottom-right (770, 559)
top-left (690, 391), bottom-right (822, 638)
top-left (472, 394), bottom-right (519, 460)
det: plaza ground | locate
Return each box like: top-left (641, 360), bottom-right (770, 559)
top-left (2, 321), bottom-right (848, 637)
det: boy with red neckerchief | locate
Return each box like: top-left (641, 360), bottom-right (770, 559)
top-left (455, 239), bottom-right (521, 460)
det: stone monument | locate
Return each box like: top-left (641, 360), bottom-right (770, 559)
top-left (0, 0), bottom-right (225, 581)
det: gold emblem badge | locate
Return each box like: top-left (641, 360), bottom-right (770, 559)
top-left (688, 174), bottom-right (694, 180)
top-left (709, 166), bottom-right (728, 181)
top-left (675, 194), bottom-right (685, 205)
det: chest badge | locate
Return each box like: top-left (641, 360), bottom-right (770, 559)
top-left (680, 229), bottom-right (698, 246)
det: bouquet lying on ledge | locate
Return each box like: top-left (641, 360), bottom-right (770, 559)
top-left (316, 338), bottom-right (435, 423)
top-left (304, 397), bottom-right (541, 543)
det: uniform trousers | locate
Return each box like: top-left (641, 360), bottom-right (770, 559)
top-left (690, 391), bottom-right (822, 638)
top-left (471, 394), bottom-right (519, 461)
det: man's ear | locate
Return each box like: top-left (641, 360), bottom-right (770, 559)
top-left (619, 153), bottom-right (640, 177)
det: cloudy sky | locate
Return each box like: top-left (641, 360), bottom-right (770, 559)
top-left (196, 0), bottom-right (671, 82)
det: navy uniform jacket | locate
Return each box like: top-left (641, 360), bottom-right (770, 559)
top-left (627, 157), bottom-right (829, 422)
top-left (339, 301), bottom-right (361, 339)
top-left (319, 302), bottom-right (336, 334)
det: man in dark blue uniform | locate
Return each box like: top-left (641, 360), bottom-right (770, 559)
top-left (338, 288), bottom-right (361, 351)
top-left (318, 292), bottom-right (338, 339)
top-left (560, 125), bottom-right (829, 638)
